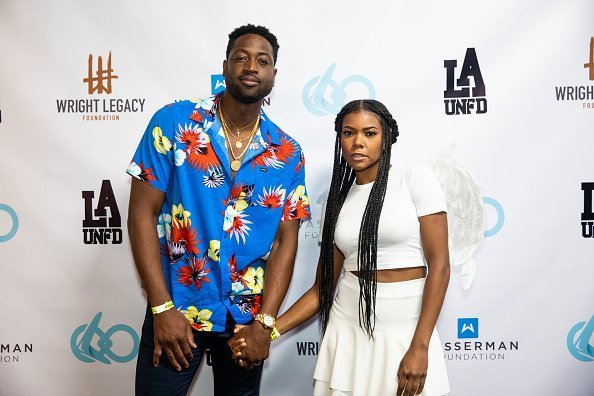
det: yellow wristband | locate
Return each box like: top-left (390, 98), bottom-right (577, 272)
top-left (270, 326), bottom-right (281, 341)
top-left (151, 300), bottom-right (174, 315)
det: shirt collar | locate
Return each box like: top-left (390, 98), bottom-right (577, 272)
top-left (190, 92), bottom-right (281, 146)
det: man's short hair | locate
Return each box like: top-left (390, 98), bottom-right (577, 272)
top-left (226, 24), bottom-right (280, 65)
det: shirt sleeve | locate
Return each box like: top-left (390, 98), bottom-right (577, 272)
top-left (125, 105), bottom-right (175, 193)
top-left (407, 164), bottom-right (447, 217)
top-left (281, 147), bottom-right (311, 222)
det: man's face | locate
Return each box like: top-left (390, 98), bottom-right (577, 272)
top-left (223, 34), bottom-right (276, 104)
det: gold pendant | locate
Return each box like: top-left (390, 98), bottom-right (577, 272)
top-left (235, 141), bottom-right (243, 149)
top-left (231, 160), bottom-right (241, 172)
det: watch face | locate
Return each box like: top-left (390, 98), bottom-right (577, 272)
top-left (264, 316), bottom-right (274, 327)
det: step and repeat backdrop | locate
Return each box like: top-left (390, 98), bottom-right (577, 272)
top-left (1, 1), bottom-right (592, 395)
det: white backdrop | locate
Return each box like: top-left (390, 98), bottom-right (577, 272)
top-left (1, 1), bottom-right (593, 395)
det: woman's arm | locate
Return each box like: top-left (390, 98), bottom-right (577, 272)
top-left (397, 211), bottom-right (450, 396)
top-left (276, 245), bottom-right (344, 335)
top-left (231, 245), bottom-right (344, 360)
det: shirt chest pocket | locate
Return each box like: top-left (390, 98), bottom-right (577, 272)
top-left (245, 166), bottom-right (288, 211)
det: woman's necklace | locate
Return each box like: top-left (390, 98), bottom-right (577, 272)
top-left (219, 108), bottom-right (259, 149)
top-left (219, 109), bottom-right (260, 172)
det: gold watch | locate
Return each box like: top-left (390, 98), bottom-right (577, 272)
top-left (254, 313), bottom-right (276, 329)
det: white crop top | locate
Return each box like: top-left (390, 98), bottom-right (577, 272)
top-left (331, 164), bottom-right (447, 271)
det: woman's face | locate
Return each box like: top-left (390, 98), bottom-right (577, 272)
top-left (340, 110), bottom-right (383, 176)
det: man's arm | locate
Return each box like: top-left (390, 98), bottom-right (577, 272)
top-left (128, 177), bottom-right (196, 371)
top-left (232, 219), bottom-right (300, 364)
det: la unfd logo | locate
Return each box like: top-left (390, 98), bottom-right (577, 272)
top-left (82, 180), bottom-right (122, 244)
top-left (444, 48), bottom-right (487, 115)
top-left (581, 183), bottom-right (594, 238)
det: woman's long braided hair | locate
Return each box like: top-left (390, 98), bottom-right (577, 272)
top-left (318, 99), bottom-right (399, 338)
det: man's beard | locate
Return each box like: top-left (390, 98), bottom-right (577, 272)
top-left (225, 77), bottom-right (273, 104)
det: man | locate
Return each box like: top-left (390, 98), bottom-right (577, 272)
top-left (127, 24), bottom-right (310, 396)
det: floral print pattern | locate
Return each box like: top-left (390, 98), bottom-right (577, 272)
top-left (127, 94), bottom-right (310, 331)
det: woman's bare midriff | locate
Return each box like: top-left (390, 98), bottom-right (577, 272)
top-left (350, 266), bottom-right (426, 283)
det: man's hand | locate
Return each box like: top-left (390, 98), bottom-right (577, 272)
top-left (152, 309), bottom-right (197, 371)
top-left (232, 322), bottom-right (271, 368)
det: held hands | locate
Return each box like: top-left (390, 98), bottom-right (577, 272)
top-left (228, 322), bottom-right (271, 370)
top-left (396, 345), bottom-right (429, 396)
top-left (152, 309), bottom-right (197, 371)
top-left (229, 325), bottom-right (249, 367)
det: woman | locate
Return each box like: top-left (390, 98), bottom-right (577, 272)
top-left (233, 99), bottom-right (450, 396)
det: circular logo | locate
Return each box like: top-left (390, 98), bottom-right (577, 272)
top-left (303, 64), bottom-right (375, 116)
top-left (0, 204), bottom-right (19, 243)
top-left (70, 312), bottom-right (139, 364)
top-left (567, 317), bottom-right (594, 362)
top-left (483, 197), bottom-right (504, 237)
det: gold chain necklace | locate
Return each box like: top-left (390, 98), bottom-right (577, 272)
top-left (219, 112), bottom-right (256, 149)
top-left (219, 109), bottom-right (260, 172)
top-left (219, 107), bottom-right (259, 148)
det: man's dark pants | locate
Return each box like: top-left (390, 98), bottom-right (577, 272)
top-left (135, 307), bottom-right (263, 396)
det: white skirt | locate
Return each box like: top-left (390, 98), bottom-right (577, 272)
top-left (313, 271), bottom-right (450, 396)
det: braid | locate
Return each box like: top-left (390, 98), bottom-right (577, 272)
top-left (318, 118), bottom-right (355, 335)
top-left (318, 99), bottom-right (399, 338)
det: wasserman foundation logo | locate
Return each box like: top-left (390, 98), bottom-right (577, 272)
top-left (581, 182), bottom-right (594, 238)
top-left (0, 343), bottom-right (33, 364)
top-left (567, 315), bottom-right (594, 362)
top-left (444, 48), bottom-right (487, 115)
top-left (211, 74), bottom-right (226, 95)
top-left (82, 180), bottom-right (122, 244)
top-left (458, 318), bottom-right (479, 339)
top-left (56, 52), bottom-right (146, 121)
top-left (71, 312), bottom-right (139, 364)
top-left (444, 317), bottom-right (519, 361)
top-left (554, 37), bottom-right (594, 109)
top-left (301, 189), bottom-right (329, 240)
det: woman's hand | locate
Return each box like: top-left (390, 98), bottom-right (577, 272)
top-left (228, 325), bottom-right (249, 367)
top-left (396, 345), bottom-right (428, 396)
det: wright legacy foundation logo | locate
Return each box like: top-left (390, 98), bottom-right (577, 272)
top-left (82, 180), bottom-right (122, 244)
top-left (555, 37), bottom-right (594, 109)
top-left (56, 52), bottom-right (146, 121)
top-left (83, 52), bottom-right (119, 94)
top-left (444, 48), bottom-right (487, 115)
top-left (581, 183), bottom-right (594, 238)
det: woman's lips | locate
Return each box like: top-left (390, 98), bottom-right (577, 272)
top-left (351, 153), bottom-right (367, 161)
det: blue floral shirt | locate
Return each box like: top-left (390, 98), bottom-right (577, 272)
top-left (127, 94), bottom-right (310, 332)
